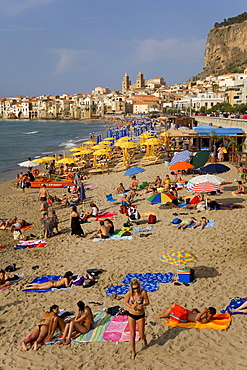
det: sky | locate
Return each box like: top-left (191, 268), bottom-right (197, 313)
top-left (1, 0), bottom-right (247, 97)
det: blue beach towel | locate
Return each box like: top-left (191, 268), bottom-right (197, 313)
top-left (106, 272), bottom-right (174, 295)
top-left (23, 274), bottom-right (79, 293)
top-left (174, 220), bottom-right (215, 229)
top-left (221, 297), bottom-right (247, 315)
top-left (133, 226), bottom-right (154, 233)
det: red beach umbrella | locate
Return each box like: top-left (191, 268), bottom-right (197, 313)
top-left (170, 162), bottom-right (194, 171)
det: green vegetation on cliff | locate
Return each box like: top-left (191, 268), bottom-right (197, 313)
top-left (214, 12), bottom-right (247, 28)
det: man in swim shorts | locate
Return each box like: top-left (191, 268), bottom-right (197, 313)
top-left (234, 181), bottom-right (246, 195)
top-left (155, 304), bottom-right (216, 323)
top-left (38, 184), bottom-right (50, 203)
top-left (177, 217), bottom-right (196, 230)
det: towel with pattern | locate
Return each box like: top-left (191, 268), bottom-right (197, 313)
top-left (164, 312), bottom-right (231, 331)
top-left (221, 297), bottom-right (247, 315)
top-left (22, 274), bottom-right (79, 293)
top-left (106, 272), bottom-right (174, 295)
top-left (133, 226), bottom-right (154, 233)
top-left (92, 233), bottom-right (132, 242)
top-left (73, 312), bottom-right (113, 342)
top-left (103, 315), bottom-right (140, 342)
top-left (13, 239), bottom-right (47, 250)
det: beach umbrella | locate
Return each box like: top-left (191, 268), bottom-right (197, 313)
top-left (124, 167), bottom-right (145, 177)
top-left (117, 142), bottom-right (137, 149)
top-left (18, 160), bottom-right (40, 168)
top-left (72, 149), bottom-right (92, 156)
top-left (169, 162), bottom-right (194, 171)
top-left (91, 144), bottom-right (109, 149)
top-left (201, 163), bottom-right (230, 174)
top-left (144, 138), bottom-right (162, 146)
top-left (188, 182), bottom-right (223, 193)
top-left (146, 192), bottom-right (176, 204)
top-left (190, 151), bottom-right (210, 169)
top-left (170, 150), bottom-right (192, 166)
top-left (83, 141), bottom-right (96, 146)
top-left (56, 158), bottom-right (75, 164)
top-left (160, 249), bottom-right (198, 267)
top-left (34, 156), bottom-right (55, 163)
top-left (69, 147), bottom-right (81, 152)
top-left (93, 149), bottom-right (111, 156)
top-left (187, 174), bottom-right (228, 190)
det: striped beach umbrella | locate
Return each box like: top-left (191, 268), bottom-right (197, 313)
top-left (189, 182), bottom-right (223, 193)
top-left (160, 249), bottom-right (198, 266)
top-left (187, 174), bottom-right (228, 190)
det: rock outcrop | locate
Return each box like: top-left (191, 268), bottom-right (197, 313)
top-left (193, 20), bottom-right (247, 80)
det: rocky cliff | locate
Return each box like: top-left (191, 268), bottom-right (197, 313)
top-left (195, 20), bottom-right (247, 80)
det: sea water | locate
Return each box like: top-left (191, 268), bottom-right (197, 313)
top-left (0, 119), bottom-right (111, 182)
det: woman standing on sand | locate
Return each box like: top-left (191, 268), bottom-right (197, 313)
top-left (125, 278), bottom-right (149, 360)
top-left (21, 305), bottom-right (65, 351)
top-left (70, 205), bottom-right (84, 237)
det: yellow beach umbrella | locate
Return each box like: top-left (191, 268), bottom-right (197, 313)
top-left (117, 142), bottom-right (137, 149)
top-left (34, 156), bottom-right (55, 163)
top-left (56, 158), bottom-right (75, 164)
top-left (91, 144), bottom-right (109, 150)
top-left (69, 147), bottom-right (81, 152)
top-left (103, 137), bottom-right (114, 141)
top-left (83, 141), bottom-right (96, 145)
top-left (92, 149), bottom-right (111, 167)
top-left (72, 149), bottom-right (92, 156)
top-left (160, 132), bottom-right (168, 137)
top-left (144, 138), bottom-right (162, 146)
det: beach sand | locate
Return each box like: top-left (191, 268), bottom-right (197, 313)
top-left (1, 162), bottom-right (247, 370)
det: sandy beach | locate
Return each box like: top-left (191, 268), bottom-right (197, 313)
top-left (1, 161), bottom-right (247, 370)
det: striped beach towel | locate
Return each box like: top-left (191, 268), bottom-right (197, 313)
top-left (72, 312), bottom-right (113, 342)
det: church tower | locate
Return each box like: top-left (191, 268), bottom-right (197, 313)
top-left (122, 73), bottom-right (131, 91)
top-left (136, 71), bottom-right (145, 88)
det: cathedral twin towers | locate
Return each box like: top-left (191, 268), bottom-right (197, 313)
top-left (122, 72), bottom-right (145, 91)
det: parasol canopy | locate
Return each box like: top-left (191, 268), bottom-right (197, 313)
top-left (189, 182), bottom-right (223, 193)
top-left (18, 160), bottom-right (40, 168)
top-left (187, 174), bottom-right (228, 190)
top-left (160, 249), bottom-right (198, 266)
top-left (170, 162), bottom-right (194, 171)
top-left (147, 192), bottom-right (176, 204)
top-left (56, 158), bottom-right (75, 164)
top-left (124, 167), bottom-right (145, 176)
top-left (33, 156), bottom-right (55, 163)
top-left (190, 151), bottom-right (210, 169)
top-left (169, 150), bottom-right (192, 166)
top-left (201, 163), bottom-right (230, 174)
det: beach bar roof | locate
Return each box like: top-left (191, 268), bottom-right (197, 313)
top-left (194, 125), bottom-right (244, 136)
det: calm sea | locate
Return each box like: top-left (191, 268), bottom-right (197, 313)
top-left (0, 119), bottom-right (112, 183)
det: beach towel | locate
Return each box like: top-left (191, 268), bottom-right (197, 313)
top-left (106, 272), bottom-right (174, 295)
top-left (0, 273), bottom-right (24, 290)
top-left (13, 239), bottom-right (47, 250)
top-left (0, 222), bottom-right (33, 231)
top-left (22, 274), bottom-right (79, 293)
top-left (92, 232), bottom-right (132, 242)
top-left (96, 211), bottom-right (117, 220)
top-left (221, 297), bottom-right (247, 315)
top-left (140, 212), bottom-right (156, 217)
top-left (174, 220), bottom-right (215, 229)
top-left (232, 191), bottom-right (247, 197)
top-left (164, 312), bottom-right (231, 331)
top-left (103, 315), bottom-right (140, 342)
top-left (133, 226), bottom-right (154, 233)
top-left (73, 312), bottom-right (113, 342)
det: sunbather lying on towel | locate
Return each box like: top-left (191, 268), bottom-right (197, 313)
top-left (0, 269), bottom-right (19, 288)
top-left (21, 304), bottom-right (66, 351)
top-left (155, 303), bottom-right (216, 323)
top-left (22, 271), bottom-right (74, 291)
top-left (191, 217), bottom-right (208, 230)
top-left (0, 217), bottom-right (17, 230)
top-left (178, 217), bottom-right (197, 230)
top-left (57, 301), bottom-right (94, 345)
top-left (229, 300), bottom-right (247, 314)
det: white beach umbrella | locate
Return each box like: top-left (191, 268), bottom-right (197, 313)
top-left (18, 160), bottom-right (40, 168)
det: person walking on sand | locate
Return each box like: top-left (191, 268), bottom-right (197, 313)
top-left (38, 184), bottom-right (49, 203)
top-left (125, 278), bottom-right (149, 360)
top-left (21, 305), bottom-right (66, 351)
top-left (57, 301), bottom-right (94, 345)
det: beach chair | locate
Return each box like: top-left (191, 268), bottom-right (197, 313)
top-left (106, 194), bottom-right (117, 202)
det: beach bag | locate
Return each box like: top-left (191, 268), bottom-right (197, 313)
top-left (148, 214), bottom-right (156, 224)
top-left (86, 269), bottom-right (103, 276)
top-left (119, 205), bottom-right (128, 214)
top-left (171, 218), bottom-right (182, 224)
top-left (5, 263), bottom-right (16, 272)
top-left (83, 279), bottom-right (96, 288)
top-left (13, 230), bottom-right (21, 240)
top-left (107, 306), bottom-right (121, 316)
top-left (73, 276), bottom-right (85, 286)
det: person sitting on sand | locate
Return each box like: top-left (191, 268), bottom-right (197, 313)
top-left (117, 183), bottom-right (125, 194)
top-left (191, 217), bottom-right (208, 230)
top-left (129, 176), bottom-right (139, 190)
top-left (163, 175), bottom-right (171, 191)
top-left (229, 300), bottom-right (247, 314)
top-left (127, 189), bottom-right (137, 204)
top-left (21, 304), bottom-right (66, 351)
top-left (0, 269), bottom-right (19, 288)
top-left (177, 217), bottom-right (197, 230)
top-left (234, 181), bottom-right (246, 195)
top-left (155, 303), bottom-right (216, 323)
top-left (104, 218), bottom-right (114, 235)
top-left (87, 221), bottom-right (110, 239)
top-left (22, 271), bottom-right (74, 291)
top-left (57, 301), bottom-right (94, 345)
top-left (81, 202), bottom-right (99, 221)
top-left (121, 194), bottom-right (131, 207)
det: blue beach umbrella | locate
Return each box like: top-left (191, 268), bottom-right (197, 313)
top-left (201, 163), bottom-right (230, 174)
top-left (170, 150), bottom-right (192, 166)
top-left (124, 167), bottom-right (145, 177)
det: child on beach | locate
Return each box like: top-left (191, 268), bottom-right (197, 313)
top-left (40, 201), bottom-right (48, 219)
top-left (52, 210), bottom-right (59, 234)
